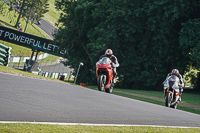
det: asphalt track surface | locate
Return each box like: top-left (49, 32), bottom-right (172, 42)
top-left (0, 72), bottom-right (200, 127)
top-left (35, 19), bottom-right (57, 39)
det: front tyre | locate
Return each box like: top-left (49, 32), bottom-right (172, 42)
top-left (98, 74), bottom-right (104, 91)
top-left (165, 92), bottom-right (171, 107)
top-left (170, 95), bottom-right (178, 109)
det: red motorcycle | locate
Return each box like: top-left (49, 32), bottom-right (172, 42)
top-left (96, 57), bottom-right (114, 93)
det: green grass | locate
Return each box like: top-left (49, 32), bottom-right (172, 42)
top-left (0, 65), bottom-right (71, 83)
top-left (87, 86), bottom-right (200, 115)
top-left (0, 123), bottom-right (200, 133)
top-left (0, 65), bottom-right (50, 80)
top-left (43, 0), bottom-right (62, 27)
top-left (8, 54), bottom-right (59, 67)
top-left (41, 54), bottom-right (60, 62)
top-left (113, 88), bottom-right (200, 106)
top-left (0, 40), bottom-right (34, 57)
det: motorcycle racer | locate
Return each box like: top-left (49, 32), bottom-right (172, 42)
top-left (163, 69), bottom-right (184, 101)
top-left (99, 49), bottom-right (119, 83)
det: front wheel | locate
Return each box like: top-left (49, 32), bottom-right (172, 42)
top-left (165, 92), bottom-right (171, 107)
top-left (98, 74), bottom-right (105, 91)
top-left (170, 95), bottom-right (178, 109)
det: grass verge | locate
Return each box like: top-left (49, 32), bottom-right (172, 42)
top-left (87, 86), bottom-right (200, 115)
top-left (0, 65), bottom-right (57, 81)
top-left (43, 0), bottom-right (62, 27)
top-left (0, 123), bottom-right (200, 133)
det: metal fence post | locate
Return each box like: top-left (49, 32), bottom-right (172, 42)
top-left (74, 62), bottom-right (84, 84)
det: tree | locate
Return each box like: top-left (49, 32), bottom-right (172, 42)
top-left (23, 0), bottom-right (49, 32)
top-left (179, 19), bottom-right (200, 90)
top-left (0, 0), bottom-right (6, 13)
top-left (13, 0), bottom-right (49, 30)
top-left (54, 0), bottom-right (95, 83)
top-left (0, 0), bottom-right (24, 27)
top-left (179, 19), bottom-right (200, 69)
top-left (14, 0), bottom-right (26, 28)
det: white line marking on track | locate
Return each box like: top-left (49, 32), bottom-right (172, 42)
top-left (0, 121), bottom-right (199, 128)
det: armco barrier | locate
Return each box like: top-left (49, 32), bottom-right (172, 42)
top-left (36, 72), bottom-right (67, 79)
top-left (0, 43), bottom-right (11, 66)
top-left (9, 53), bottom-right (49, 62)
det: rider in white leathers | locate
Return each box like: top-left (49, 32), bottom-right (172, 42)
top-left (163, 69), bottom-right (184, 101)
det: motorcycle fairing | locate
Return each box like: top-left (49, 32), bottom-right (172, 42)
top-left (96, 57), bottom-right (112, 69)
top-left (96, 57), bottom-right (113, 89)
top-left (163, 75), bottom-right (180, 108)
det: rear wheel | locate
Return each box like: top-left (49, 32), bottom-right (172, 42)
top-left (165, 92), bottom-right (171, 107)
top-left (98, 74), bottom-right (104, 91)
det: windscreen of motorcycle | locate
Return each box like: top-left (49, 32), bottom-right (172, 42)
top-left (168, 75), bottom-right (177, 87)
top-left (100, 57), bottom-right (110, 64)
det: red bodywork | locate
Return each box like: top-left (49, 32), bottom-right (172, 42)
top-left (96, 58), bottom-right (113, 89)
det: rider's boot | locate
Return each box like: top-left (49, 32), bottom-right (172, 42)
top-left (113, 78), bottom-right (116, 83)
top-left (178, 95), bottom-right (181, 101)
top-left (178, 88), bottom-right (183, 101)
top-left (111, 78), bottom-right (116, 88)
top-left (113, 73), bottom-right (118, 84)
top-left (111, 82), bottom-right (114, 87)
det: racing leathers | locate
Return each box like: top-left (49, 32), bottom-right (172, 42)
top-left (165, 73), bottom-right (184, 101)
top-left (99, 55), bottom-right (119, 83)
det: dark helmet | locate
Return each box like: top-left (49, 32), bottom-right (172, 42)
top-left (105, 49), bottom-right (113, 57)
top-left (171, 69), bottom-right (179, 76)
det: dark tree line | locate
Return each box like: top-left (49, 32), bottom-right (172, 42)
top-left (54, 0), bottom-right (200, 91)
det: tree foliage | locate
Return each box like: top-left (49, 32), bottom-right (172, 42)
top-left (23, 0), bottom-right (49, 32)
top-left (179, 19), bottom-right (200, 69)
top-left (0, 1), bottom-right (6, 13)
top-left (55, 0), bottom-right (200, 90)
top-left (179, 19), bottom-right (200, 90)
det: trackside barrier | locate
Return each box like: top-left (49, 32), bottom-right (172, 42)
top-left (37, 72), bottom-right (69, 79)
top-left (80, 83), bottom-right (87, 87)
top-left (0, 43), bottom-right (11, 66)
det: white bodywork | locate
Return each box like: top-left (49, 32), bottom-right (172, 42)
top-left (163, 75), bottom-right (180, 94)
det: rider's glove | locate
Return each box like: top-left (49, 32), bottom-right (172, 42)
top-left (111, 63), bottom-right (115, 68)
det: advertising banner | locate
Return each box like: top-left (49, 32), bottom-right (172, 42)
top-left (0, 25), bottom-right (66, 57)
